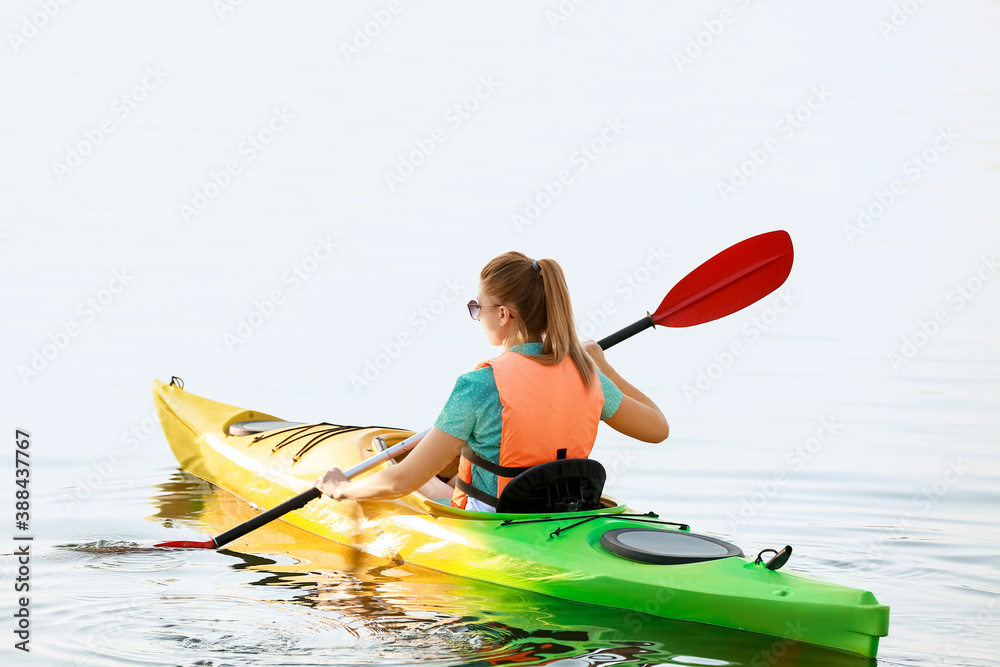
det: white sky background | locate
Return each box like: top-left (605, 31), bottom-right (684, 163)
top-left (1, 1), bottom-right (998, 508)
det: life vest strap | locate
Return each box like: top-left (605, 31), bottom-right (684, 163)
top-left (461, 445), bottom-right (532, 478)
top-left (455, 478), bottom-right (499, 508)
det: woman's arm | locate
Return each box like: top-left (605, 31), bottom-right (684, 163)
top-left (584, 340), bottom-right (669, 443)
top-left (314, 427), bottom-right (465, 501)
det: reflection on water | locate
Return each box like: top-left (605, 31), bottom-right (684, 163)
top-left (36, 470), bottom-right (875, 667)
top-left (149, 472), bottom-right (214, 531)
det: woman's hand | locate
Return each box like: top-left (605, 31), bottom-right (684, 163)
top-left (308, 429), bottom-right (465, 502)
top-left (313, 468), bottom-right (350, 500)
top-left (582, 339), bottom-right (610, 372)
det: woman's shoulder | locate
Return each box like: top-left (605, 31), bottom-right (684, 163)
top-left (460, 364), bottom-right (495, 378)
top-left (442, 365), bottom-right (497, 406)
top-left (452, 364), bottom-right (496, 390)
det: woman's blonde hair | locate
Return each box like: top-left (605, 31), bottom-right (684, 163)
top-left (480, 252), bottom-right (596, 388)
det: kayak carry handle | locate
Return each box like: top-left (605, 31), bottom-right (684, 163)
top-left (755, 545), bottom-right (793, 571)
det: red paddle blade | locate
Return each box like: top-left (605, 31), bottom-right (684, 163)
top-left (154, 539), bottom-right (216, 549)
top-left (653, 230), bottom-right (793, 328)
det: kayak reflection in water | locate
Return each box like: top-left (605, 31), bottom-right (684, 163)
top-left (314, 252), bottom-right (669, 512)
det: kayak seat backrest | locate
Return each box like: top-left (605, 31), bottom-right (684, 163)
top-left (495, 458), bottom-right (606, 514)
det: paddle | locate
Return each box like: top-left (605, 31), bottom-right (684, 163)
top-left (597, 229), bottom-right (793, 349)
top-left (156, 230), bottom-right (793, 549)
top-left (154, 428), bottom-right (430, 549)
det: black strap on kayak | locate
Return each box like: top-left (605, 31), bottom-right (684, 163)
top-left (500, 511), bottom-right (658, 526)
top-left (498, 512), bottom-right (690, 539)
top-left (292, 427), bottom-right (371, 462)
top-left (250, 423), bottom-right (403, 445)
top-left (252, 423), bottom-right (335, 446)
top-left (247, 423), bottom-right (405, 463)
top-left (455, 478), bottom-right (499, 508)
top-left (267, 425), bottom-right (358, 454)
top-left (253, 422), bottom-right (332, 444)
top-left (292, 428), bottom-right (354, 462)
top-left (550, 515), bottom-right (689, 539)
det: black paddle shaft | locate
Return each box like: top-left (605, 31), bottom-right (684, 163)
top-left (597, 316), bottom-right (654, 350)
top-left (212, 487), bottom-right (322, 548)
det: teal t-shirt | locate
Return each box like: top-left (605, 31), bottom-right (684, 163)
top-left (433, 342), bottom-right (624, 498)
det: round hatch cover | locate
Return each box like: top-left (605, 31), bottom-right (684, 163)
top-left (600, 528), bottom-right (743, 565)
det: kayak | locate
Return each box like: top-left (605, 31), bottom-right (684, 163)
top-left (154, 483), bottom-right (876, 667)
top-left (152, 378), bottom-right (889, 658)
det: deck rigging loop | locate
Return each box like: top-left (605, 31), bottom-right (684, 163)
top-left (498, 511), bottom-right (690, 539)
top-left (245, 422), bottom-right (405, 463)
top-left (169, 376), bottom-right (184, 389)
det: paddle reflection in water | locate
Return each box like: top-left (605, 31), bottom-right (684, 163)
top-left (139, 470), bottom-right (874, 666)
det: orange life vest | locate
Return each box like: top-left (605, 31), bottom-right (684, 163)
top-left (451, 350), bottom-right (604, 510)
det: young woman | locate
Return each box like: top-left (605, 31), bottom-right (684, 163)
top-left (314, 252), bottom-right (668, 511)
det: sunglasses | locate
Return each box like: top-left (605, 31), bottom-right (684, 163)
top-left (467, 299), bottom-right (502, 321)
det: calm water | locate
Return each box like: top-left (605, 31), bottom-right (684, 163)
top-left (3, 2), bottom-right (999, 665)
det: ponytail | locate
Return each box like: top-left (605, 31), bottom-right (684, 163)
top-left (479, 252), bottom-right (596, 389)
